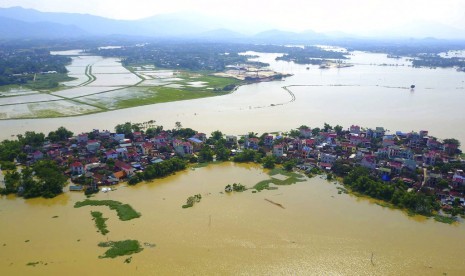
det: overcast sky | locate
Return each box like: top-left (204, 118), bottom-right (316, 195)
top-left (2, 0), bottom-right (465, 34)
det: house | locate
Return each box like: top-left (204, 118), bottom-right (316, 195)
top-left (105, 149), bottom-right (118, 160)
top-left (153, 135), bottom-right (168, 144)
top-left (340, 142), bottom-right (356, 153)
top-left (115, 147), bottom-right (128, 159)
top-left (127, 151), bottom-right (141, 162)
top-left (452, 170), bottom-right (465, 187)
top-left (188, 137), bottom-right (204, 151)
top-left (273, 144), bottom-right (285, 157)
top-left (382, 135), bottom-right (395, 147)
top-left (264, 135), bottom-right (274, 147)
top-left (194, 133), bottom-right (207, 142)
top-left (361, 155), bottom-right (377, 170)
top-left (47, 149), bottom-right (60, 159)
top-left (300, 128), bottom-right (312, 138)
top-left (113, 133), bottom-right (125, 142)
top-left (444, 143), bottom-right (458, 155)
top-left (388, 161), bottom-right (403, 174)
top-left (32, 151), bottom-right (43, 161)
top-left (77, 133), bottom-right (88, 144)
top-left (86, 140), bottom-right (100, 152)
top-left (423, 151), bottom-right (438, 166)
top-left (245, 137), bottom-right (259, 149)
top-left (350, 125), bottom-right (361, 134)
top-left (173, 140), bottom-right (193, 156)
top-left (114, 160), bottom-right (135, 177)
top-left (350, 135), bottom-right (368, 146)
top-left (320, 153), bottom-right (337, 164)
top-left (140, 142), bottom-right (154, 155)
top-left (70, 161), bottom-right (84, 175)
top-left (113, 171), bottom-right (126, 180)
top-left (302, 139), bottom-right (315, 147)
top-left (426, 138), bottom-right (442, 150)
top-left (225, 135), bottom-right (238, 146)
top-left (99, 130), bottom-right (111, 139)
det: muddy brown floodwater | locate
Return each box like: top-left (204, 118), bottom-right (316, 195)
top-left (1, 162), bottom-right (465, 275)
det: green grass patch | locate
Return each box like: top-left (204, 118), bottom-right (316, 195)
top-left (253, 172), bottom-right (306, 191)
top-left (188, 75), bottom-right (241, 89)
top-left (115, 86), bottom-right (227, 109)
top-left (25, 73), bottom-right (76, 91)
top-left (74, 199), bottom-right (141, 221)
top-left (434, 214), bottom-right (457, 224)
top-left (91, 211), bottom-right (110, 235)
top-left (190, 161), bottom-right (223, 169)
top-left (98, 240), bottom-right (143, 259)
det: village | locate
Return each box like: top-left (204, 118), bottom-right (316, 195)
top-left (1, 122), bottom-right (464, 215)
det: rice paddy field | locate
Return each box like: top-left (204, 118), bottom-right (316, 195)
top-left (0, 52), bottom-right (240, 119)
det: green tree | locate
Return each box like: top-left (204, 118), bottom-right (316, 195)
top-left (323, 123), bottom-right (332, 132)
top-left (262, 156), bottom-right (276, 169)
top-left (334, 125), bottom-right (343, 136)
top-left (48, 126), bottom-right (74, 142)
top-left (3, 171), bottom-right (21, 194)
top-left (312, 127), bottom-right (321, 136)
top-left (18, 131), bottom-right (45, 147)
top-left (283, 160), bottom-right (296, 171)
top-left (215, 145), bottom-right (231, 161)
top-left (211, 130), bottom-right (223, 141)
top-left (198, 145), bottom-right (214, 163)
top-left (288, 129), bottom-right (300, 138)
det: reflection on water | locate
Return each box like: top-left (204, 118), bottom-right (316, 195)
top-left (1, 162), bottom-right (465, 275)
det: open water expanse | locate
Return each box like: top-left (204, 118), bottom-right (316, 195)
top-left (1, 49), bottom-right (465, 275)
top-left (1, 50), bottom-right (464, 145)
top-left (1, 163), bottom-right (465, 275)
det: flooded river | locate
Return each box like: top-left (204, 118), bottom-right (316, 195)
top-left (1, 50), bottom-right (465, 145)
top-left (1, 163), bottom-right (465, 275)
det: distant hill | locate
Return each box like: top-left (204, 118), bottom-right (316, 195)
top-left (0, 16), bottom-right (87, 39)
top-left (252, 29), bottom-right (327, 43)
top-left (1, 6), bottom-right (463, 41)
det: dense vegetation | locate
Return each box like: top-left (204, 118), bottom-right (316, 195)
top-left (91, 42), bottom-right (346, 71)
top-left (128, 157), bottom-right (187, 185)
top-left (343, 167), bottom-right (439, 215)
top-left (0, 47), bottom-right (71, 86)
top-left (1, 160), bottom-right (67, 198)
top-left (275, 46), bottom-right (347, 64)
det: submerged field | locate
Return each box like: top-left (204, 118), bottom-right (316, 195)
top-left (0, 55), bottom-right (241, 119)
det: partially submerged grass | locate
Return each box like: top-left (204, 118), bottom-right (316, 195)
top-left (434, 214), bottom-right (457, 224)
top-left (254, 168), bottom-right (306, 191)
top-left (26, 73), bottom-right (76, 91)
top-left (91, 211), bottom-right (109, 235)
top-left (182, 194), bottom-right (202, 208)
top-left (98, 240), bottom-right (143, 259)
top-left (74, 199), bottom-right (141, 221)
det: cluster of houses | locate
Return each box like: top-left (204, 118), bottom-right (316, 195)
top-left (22, 124), bottom-right (464, 209)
